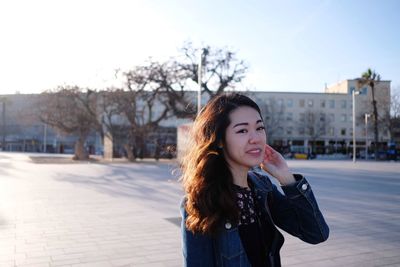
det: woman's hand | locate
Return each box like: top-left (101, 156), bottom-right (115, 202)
top-left (261, 144), bottom-right (295, 186)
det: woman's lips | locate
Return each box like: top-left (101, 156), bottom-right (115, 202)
top-left (246, 148), bottom-right (262, 155)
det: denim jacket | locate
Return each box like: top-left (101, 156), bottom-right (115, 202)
top-left (180, 171), bottom-right (329, 267)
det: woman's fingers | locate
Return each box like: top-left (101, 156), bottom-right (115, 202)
top-left (264, 150), bottom-right (273, 162)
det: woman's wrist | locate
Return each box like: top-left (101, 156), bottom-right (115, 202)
top-left (277, 173), bottom-right (296, 186)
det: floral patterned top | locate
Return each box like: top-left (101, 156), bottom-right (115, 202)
top-left (233, 183), bottom-right (267, 266)
top-left (234, 184), bottom-right (258, 225)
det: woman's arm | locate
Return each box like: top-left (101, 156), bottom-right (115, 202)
top-left (267, 174), bottom-right (329, 244)
top-left (180, 197), bottom-right (216, 267)
top-left (260, 145), bottom-right (329, 244)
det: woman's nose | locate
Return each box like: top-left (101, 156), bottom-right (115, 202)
top-left (249, 131), bottom-right (261, 143)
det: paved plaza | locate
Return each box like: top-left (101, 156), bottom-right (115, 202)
top-left (0, 152), bottom-right (399, 267)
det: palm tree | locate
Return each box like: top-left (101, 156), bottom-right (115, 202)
top-left (357, 68), bottom-right (381, 159)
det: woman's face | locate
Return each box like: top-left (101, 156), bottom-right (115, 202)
top-left (223, 106), bottom-right (267, 171)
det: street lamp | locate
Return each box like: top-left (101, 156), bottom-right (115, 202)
top-left (197, 48), bottom-right (208, 116)
top-left (43, 123), bottom-right (47, 153)
top-left (352, 89), bottom-right (361, 163)
top-left (197, 51), bottom-right (202, 116)
top-left (365, 113), bottom-right (370, 160)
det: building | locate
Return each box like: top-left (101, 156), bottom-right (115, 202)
top-left (0, 79), bottom-right (393, 158)
top-left (244, 79), bottom-right (391, 156)
top-left (0, 94), bottom-right (101, 154)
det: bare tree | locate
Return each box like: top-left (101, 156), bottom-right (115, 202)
top-left (106, 62), bottom-right (182, 161)
top-left (98, 88), bottom-right (131, 158)
top-left (391, 87), bottom-right (400, 119)
top-left (99, 89), bottom-right (122, 141)
top-left (179, 42), bottom-right (248, 97)
top-left (149, 59), bottom-right (196, 119)
top-left (260, 98), bottom-right (285, 144)
top-left (97, 42), bottom-right (249, 160)
top-left (382, 87), bottom-right (400, 141)
top-left (389, 91), bottom-right (400, 145)
top-left (38, 86), bottom-right (101, 160)
top-left (300, 110), bottom-right (331, 154)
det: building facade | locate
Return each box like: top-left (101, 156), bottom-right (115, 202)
top-left (0, 94), bottom-right (101, 154)
top-left (0, 79), bottom-right (392, 158)
top-left (245, 79), bottom-right (391, 155)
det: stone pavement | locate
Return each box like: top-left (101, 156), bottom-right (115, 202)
top-left (0, 152), bottom-right (399, 267)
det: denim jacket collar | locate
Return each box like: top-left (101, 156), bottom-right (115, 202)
top-left (248, 171), bottom-right (273, 198)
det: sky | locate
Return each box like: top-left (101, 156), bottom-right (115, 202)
top-left (0, 0), bottom-right (399, 95)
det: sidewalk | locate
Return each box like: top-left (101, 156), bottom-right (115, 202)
top-left (1, 153), bottom-right (182, 267)
top-left (0, 152), bottom-right (399, 266)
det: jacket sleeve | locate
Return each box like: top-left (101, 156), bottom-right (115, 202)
top-left (267, 174), bottom-right (329, 244)
top-left (180, 197), bottom-right (216, 267)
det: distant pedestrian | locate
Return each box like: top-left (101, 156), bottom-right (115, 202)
top-left (180, 93), bottom-right (329, 267)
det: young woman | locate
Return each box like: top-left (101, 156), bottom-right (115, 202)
top-left (180, 93), bottom-right (329, 267)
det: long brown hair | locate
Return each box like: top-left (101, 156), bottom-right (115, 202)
top-left (181, 93), bottom-right (263, 235)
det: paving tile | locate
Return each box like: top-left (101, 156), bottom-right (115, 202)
top-left (1, 154), bottom-right (399, 267)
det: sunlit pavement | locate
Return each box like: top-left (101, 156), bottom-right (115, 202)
top-left (0, 152), bottom-right (399, 267)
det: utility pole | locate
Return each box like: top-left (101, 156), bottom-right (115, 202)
top-left (365, 114), bottom-right (370, 160)
top-left (197, 50), bottom-right (202, 116)
top-left (352, 90), bottom-right (360, 163)
top-left (197, 48), bottom-right (208, 116)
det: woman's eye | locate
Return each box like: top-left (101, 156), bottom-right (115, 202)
top-left (236, 129), bottom-right (247, 133)
top-left (257, 126), bottom-right (265, 131)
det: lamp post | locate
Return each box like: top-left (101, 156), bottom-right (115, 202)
top-left (365, 113), bottom-right (370, 160)
top-left (197, 51), bottom-right (202, 116)
top-left (197, 48), bottom-right (209, 116)
top-left (352, 89), bottom-right (361, 163)
top-left (43, 123), bottom-right (47, 153)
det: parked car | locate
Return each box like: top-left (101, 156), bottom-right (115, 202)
top-left (293, 152), bottom-right (316, 160)
top-left (386, 148), bottom-right (398, 160)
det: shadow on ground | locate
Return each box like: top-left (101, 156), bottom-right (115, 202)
top-left (52, 162), bottom-right (183, 216)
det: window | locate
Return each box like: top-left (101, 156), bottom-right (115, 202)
top-left (362, 87), bottom-right (368, 95)
top-left (329, 127), bottom-right (335, 136)
top-left (319, 127), bottom-right (326, 135)
top-left (329, 100), bottom-right (335, 108)
top-left (286, 113), bottom-right (293, 121)
top-left (320, 100), bottom-right (326, 108)
top-left (341, 128), bottom-right (346, 136)
top-left (286, 127), bottom-right (293, 135)
top-left (277, 99), bottom-right (284, 107)
top-left (320, 113), bottom-right (325, 122)
top-left (349, 115), bottom-right (352, 122)
top-left (308, 113), bottom-right (314, 122)
top-left (307, 100), bottom-right (313, 107)
top-left (299, 127), bottom-right (305, 135)
top-left (299, 113), bottom-right (305, 122)
top-left (299, 99), bottom-right (305, 108)
top-left (287, 99), bottom-right (293, 108)
top-left (341, 114), bottom-right (346, 122)
top-left (341, 100), bottom-right (346, 108)
top-left (328, 114), bottom-right (335, 122)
